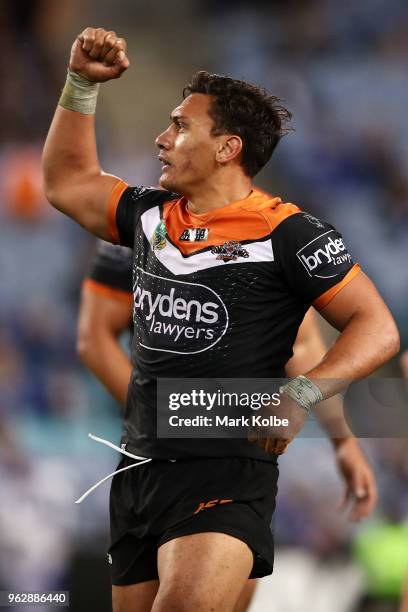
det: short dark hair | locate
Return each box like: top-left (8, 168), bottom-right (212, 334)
top-left (183, 71), bottom-right (292, 178)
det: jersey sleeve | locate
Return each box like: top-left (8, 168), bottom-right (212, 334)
top-left (275, 212), bottom-right (361, 309)
top-left (84, 240), bottom-right (133, 303)
top-left (107, 181), bottom-right (178, 248)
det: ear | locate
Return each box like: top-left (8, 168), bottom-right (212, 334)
top-left (215, 135), bottom-right (243, 165)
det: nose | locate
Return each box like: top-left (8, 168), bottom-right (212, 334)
top-left (155, 125), bottom-right (172, 150)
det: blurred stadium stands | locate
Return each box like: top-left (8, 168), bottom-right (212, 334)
top-left (0, 1), bottom-right (407, 610)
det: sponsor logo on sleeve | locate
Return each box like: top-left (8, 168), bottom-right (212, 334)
top-left (296, 230), bottom-right (352, 278)
top-left (133, 268), bottom-right (229, 354)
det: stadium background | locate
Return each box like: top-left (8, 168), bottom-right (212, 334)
top-left (0, 1), bottom-right (407, 610)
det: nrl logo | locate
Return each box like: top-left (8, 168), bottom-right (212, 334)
top-left (211, 241), bottom-right (249, 262)
top-left (150, 220), bottom-right (167, 251)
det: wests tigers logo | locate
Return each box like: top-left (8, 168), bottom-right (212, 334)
top-left (211, 241), bottom-right (249, 262)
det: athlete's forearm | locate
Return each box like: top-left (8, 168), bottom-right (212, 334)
top-left (77, 331), bottom-right (132, 406)
top-left (44, 27), bottom-right (128, 199)
top-left (286, 312), bottom-right (353, 442)
top-left (43, 105), bottom-right (101, 198)
top-left (304, 309), bottom-right (399, 398)
top-left (42, 29), bottom-right (129, 237)
top-left (289, 345), bottom-right (354, 441)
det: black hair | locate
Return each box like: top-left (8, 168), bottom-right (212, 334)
top-left (184, 71), bottom-right (292, 177)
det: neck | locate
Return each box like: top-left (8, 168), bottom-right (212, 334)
top-left (186, 174), bottom-right (253, 215)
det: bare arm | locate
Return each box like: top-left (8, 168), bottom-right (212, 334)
top-left (398, 353), bottom-right (408, 608)
top-left (42, 27), bottom-right (130, 238)
top-left (307, 271), bottom-right (400, 393)
top-left (400, 350), bottom-right (408, 378)
top-left (286, 308), bottom-right (354, 441)
top-left (286, 308), bottom-right (327, 376)
top-left (286, 308), bottom-right (353, 438)
top-left (400, 570), bottom-right (408, 612)
top-left (287, 308), bottom-right (378, 520)
top-left (77, 283), bottom-right (132, 406)
top-left (252, 271), bottom-right (399, 455)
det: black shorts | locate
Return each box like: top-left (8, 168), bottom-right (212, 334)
top-left (108, 456), bottom-right (279, 585)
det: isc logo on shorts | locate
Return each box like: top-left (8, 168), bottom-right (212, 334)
top-left (296, 230), bottom-right (352, 278)
top-left (193, 498), bottom-right (233, 515)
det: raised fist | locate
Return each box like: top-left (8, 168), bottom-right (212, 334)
top-left (69, 27), bottom-right (130, 82)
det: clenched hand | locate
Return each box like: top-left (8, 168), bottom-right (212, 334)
top-left (70, 27), bottom-right (130, 82)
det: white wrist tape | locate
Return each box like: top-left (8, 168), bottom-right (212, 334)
top-left (279, 375), bottom-right (323, 413)
top-left (59, 70), bottom-right (100, 115)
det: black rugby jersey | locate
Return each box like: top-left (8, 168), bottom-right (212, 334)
top-left (107, 180), bottom-right (361, 460)
top-left (84, 240), bottom-right (133, 304)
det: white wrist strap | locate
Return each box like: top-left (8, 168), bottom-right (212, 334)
top-left (279, 375), bottom-right (323, 413)
top-left (59, 70), bottom-right (100, 115)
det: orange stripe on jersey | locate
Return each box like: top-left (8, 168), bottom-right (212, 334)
top-left (82, 278), bottom-right (133, 304)
top-left (313, 264), bottom-right (361, 310)
top-left (107, 180), bottom-right (129, 244)
top-left (162, 188), bottom-right (300, 256)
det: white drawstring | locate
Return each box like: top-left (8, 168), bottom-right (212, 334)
top-left (86, 433), bottom-right (149, 461)
top-left (75, 433), bottom-right (152, 504)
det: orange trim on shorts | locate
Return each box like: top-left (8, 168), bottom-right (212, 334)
top-left (82, 278), bottom-right (133, 304)
top-left (107, 180), bottom-right (129, 244)
top-left (313, 264), bottom-right (361, 310)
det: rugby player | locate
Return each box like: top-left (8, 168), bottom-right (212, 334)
top-left (77, 240), bottom-right (378, 611)
top-left (42, 27), bottom-right (399, 612)
top-left (399, 351), bottom-right (408, 612)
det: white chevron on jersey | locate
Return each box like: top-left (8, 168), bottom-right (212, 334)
top-left (141, 206), bottom-right (274, 276)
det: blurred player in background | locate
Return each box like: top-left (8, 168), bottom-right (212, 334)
top-left (77, 239), bottom-right (378, 611)
top-left (402, 559), bottom-right (408, 612)
top-left (43, 26), bottom-right (399, 612)
top-left (78, 241), bottom-right (133, 406)
top-left (399, 352), bottom-right (408, 612)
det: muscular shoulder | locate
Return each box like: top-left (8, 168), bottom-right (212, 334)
top-left (114, 185), bottom-right (179, 248)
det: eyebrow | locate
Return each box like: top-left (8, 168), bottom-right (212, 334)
top-left (170, 114), bottom-right (189, 124)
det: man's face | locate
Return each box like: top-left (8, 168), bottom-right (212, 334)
top-left (155, 93), bottom-right (222, 195)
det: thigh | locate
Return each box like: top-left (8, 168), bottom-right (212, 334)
top-left (152, 532), bottom-right (253, 612)
top-left (151, 457), bottom-right (278, 580)
top-left (112, 581), bottom-right (159, 612)
top-left (233, 579), bottom-right (258, 612)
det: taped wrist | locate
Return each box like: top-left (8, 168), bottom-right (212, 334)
top-left (59, 70), bottom-right (100, 115)
top-left (279, 375), bottom-right (323, 413)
